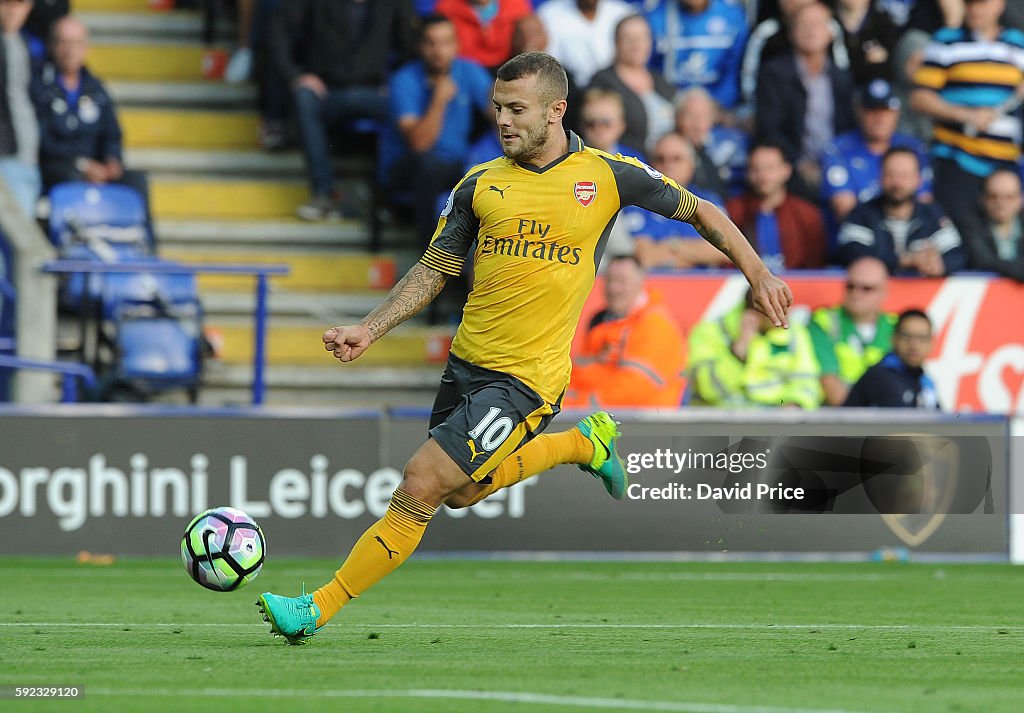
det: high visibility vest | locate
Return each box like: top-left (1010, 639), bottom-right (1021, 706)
top-left (810, 307), bottom-right (896, 384)
top-left (689, 305), bottom-right (823, 410)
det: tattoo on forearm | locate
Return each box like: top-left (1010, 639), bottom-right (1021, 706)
top-left (693, 214), bottom-right (733, 261)
top-left (362, 263), bottom-right (447, 341)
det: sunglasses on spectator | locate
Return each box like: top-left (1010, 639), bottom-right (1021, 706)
top-left (845, 282), bottom-right (881, 292)
top-left (582, 118), bottom-right (615, 128)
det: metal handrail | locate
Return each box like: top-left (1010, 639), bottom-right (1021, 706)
top-left (0, 354), bottom-right (98, 403)
top-left (41, 259), bottom-right (290, 405)
top-left (0, 272), bottom-right (15, 301)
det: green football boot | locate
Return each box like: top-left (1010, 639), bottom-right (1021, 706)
top-left (256, 586), bottom-right (322, 645)
top-left (576, 411), bottom-right (628, 499)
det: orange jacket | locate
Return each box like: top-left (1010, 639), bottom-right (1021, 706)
top-left (566, 291), bottom-right (687, 408)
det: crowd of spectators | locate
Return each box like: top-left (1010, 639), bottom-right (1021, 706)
top-left (572, 252), bottom-right (941, 410)
top-left (4, 0), bottom-right (1022, 410)
top-left (232, 0), bottom-right (1024, 284)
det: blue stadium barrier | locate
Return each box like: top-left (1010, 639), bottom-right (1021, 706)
top-left (0, 354), bottom-right (98, 403)
top-left (43, 259), bottom-right (288, 405)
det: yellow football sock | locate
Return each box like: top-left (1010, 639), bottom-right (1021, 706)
top-left (462, 427), bottom-right (593, 507)
top-left (313, 489), bottom-right (435, 627)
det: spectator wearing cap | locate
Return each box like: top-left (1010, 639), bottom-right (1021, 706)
top-left (837, 146), bottom-right (965, 277)
top-left (820, 78), bottom-right (930, 225)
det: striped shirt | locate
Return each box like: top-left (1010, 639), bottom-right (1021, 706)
top-left (914, 26), bottom-right (1024, 176)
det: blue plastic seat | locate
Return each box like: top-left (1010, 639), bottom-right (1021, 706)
top-left (100, 271), bottom-right (204, 394)
top-left (49, 183), bottom-right (155, 312)
top-left (48, 182), bottom-right (151, 250)
top-left (114, 318), bottom-right (202, 386)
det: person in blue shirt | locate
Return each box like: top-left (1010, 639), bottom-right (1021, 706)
top-left (844, 308), bottom-right (941, 409)
top-left (382, 13), bottom-right (494, 247)
top-left (618, 131), bottom-right (727, 268)
top-left (644, 0), bottom-right (748, 111)
top-left (821, 79), bottom-right (930, 225)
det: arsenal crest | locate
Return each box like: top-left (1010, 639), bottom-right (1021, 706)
top-left (574, 181), bottom-right (597, 207)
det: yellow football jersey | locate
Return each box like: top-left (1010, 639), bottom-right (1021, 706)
top-left (420, 131), bottom-right (698, 403)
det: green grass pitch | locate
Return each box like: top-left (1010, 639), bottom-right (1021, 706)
top-left (1, 557), bottom-right (1022, 712)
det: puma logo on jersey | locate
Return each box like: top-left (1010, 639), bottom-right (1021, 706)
top-left (488, 184), bottom-right (511, 198)
top-left (466, 438), bottom-right (487, 462)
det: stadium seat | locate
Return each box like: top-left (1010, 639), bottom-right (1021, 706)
top-left (48, 182), bottom-right (151, 250)
top-left (48, 182), bottom-right (155, 312)
top-left (99, 271), bottom-right (205, 401)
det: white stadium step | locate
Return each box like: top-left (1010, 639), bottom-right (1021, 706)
top-left (126, 148), bottom-right (305, 177)
top-left (108, 81), bottom-right (256, 109)
top-left (200, 290), bottom-right (385, 320)
top-left (155, 219), bottom-right (415, 250)
top-left (80, 10), bottom-right (231, 40)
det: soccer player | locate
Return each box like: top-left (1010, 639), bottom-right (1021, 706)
top-left (256, 52), bottom-right (792, 644)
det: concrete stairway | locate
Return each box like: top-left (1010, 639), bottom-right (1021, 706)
top-left (76, 0), bottom-right (450, 406)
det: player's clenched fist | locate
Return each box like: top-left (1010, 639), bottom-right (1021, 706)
top-left (322, 325), bottom-right (373, 363)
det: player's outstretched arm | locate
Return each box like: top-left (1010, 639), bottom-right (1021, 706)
top-left (323, 262), bottom-right (448, 362)
top-left (688, 199), bottom-right (794, 329)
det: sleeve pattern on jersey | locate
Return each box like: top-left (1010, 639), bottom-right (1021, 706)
top-left (418, 167), bottom-right (487, 276)
top-left (671, 190), bottom-right (699, 221)
top-left (420, 244), bottom-right (465, 276)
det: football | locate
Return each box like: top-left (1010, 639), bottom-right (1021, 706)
top-left (180, 507), bottom-right (266, 592)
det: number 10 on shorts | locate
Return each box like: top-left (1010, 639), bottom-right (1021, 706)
top-left (468, 407), bottom-right (514, 452)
